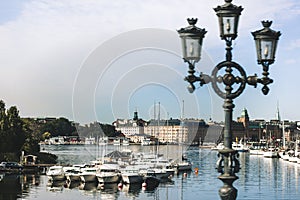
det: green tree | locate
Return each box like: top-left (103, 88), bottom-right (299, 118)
top-left (21, 118), bottom-right (41, 154)
top-left (0, 100), bottom-right (8, 152)
top-left (0, 101), bottom-right (26, 161)
top-left (40, 117), bottom-right (77, 137)
top-left (6, 106), bottom-right (26, 152)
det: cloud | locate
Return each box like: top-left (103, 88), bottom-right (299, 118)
top-left (286, 39), bottom-right (300, 50)
top-left (0, 0), bottom-right (298, 123)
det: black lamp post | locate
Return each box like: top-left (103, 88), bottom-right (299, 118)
top-left (177, 0), bottom-right (281, 199)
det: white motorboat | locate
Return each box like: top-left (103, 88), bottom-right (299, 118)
top-left (113, 138), bottom-right (121, 145)
top-left (286, 149), bottom-right (300, 163)
top-left (99, 137), bottom-right (108, 145)
top-left (289, 141), bottom-right (300, 163)
top-left (232, 142), bottom-right (249, 152)
top-left (141, 138), bottom-right (152, 146)
top-left (171, 161), bottom-right (192, 171)
top-left (211, 143), bottom-right (224, 150)
top-left (278, 150), bottom-right (290, 160)
top-left (80, 167), bottom-right (98, 183)
top-left (212, 141), bottom-right (248, 152)
top-left (288, 155), bottom-right (299, 163)
top-left (64, 166), bottom-right (81, 182)
top-left (122, 139), bottom-right (129, 146)
top-left (139, 167), bottom-right (169, 180)
top-left (249, 148), bottom-right (264, 155)
top-left (46, 166), bottom-right (65, 181)
top-left (121, 165), bottom-right (143, 184)
top-left (96, 164), bottom-right (121, 184)
top-left (263, 148), bottom-right (278, 158)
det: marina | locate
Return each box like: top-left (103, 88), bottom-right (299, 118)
top-left (1, 145), bottom-right (300, 199)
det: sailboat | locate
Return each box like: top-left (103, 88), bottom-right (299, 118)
top-left (172, 102), bottom-right (192, 172)
top-left (279, 120), bottom-right (290, 160)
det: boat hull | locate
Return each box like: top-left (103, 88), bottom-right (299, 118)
top-left (97, 174), bottom-right (120, 184)
top-left (80, 174), bottom-right (97, 183)
top-left (263, 151), bottom-right (278, 158)
top-left (122, 174), bottom-right (143, 184)
top-left (249, 149), bottom-right (264, 155)
top-left (173, 162), bottom-right (192, 171)
top-left (66, 174), bottom-right (81, 182)
top-left (48, 174), bottom-right (65, 182)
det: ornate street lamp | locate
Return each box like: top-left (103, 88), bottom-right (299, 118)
top-left (252, 21), bottom-right (281, 95)
top-left (177, 0), bottom-right (281, 199)
top-left (214, 0), bottom-right (243, 41)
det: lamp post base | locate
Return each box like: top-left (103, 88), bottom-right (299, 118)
top-left (216, 149), bottom-right (240, 200)
top-left (218, 183), bottom-right (238, 200)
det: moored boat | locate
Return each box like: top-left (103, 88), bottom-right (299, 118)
top-left (232, 141), bottom-right (249, 152)
top-left (64, 166), bottom-right (81, 182)
top-left (278, 150), bottom-right (290, 160)
top-left (46, 166), bottom-right (65, 182)
top-left (249, 148), bottom-right (264, 155)
top-left (121, 165), bottom-right (143, 184)
top-left (80, 167), bottom-right (98, 183)
top-left (171, 161), bottom-right (192, 171)
top-left (263, 147), bottom-right (278, 158)
top-left (96, 164), bottom-right (121, 184)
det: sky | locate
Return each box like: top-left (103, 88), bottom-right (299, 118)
top-left (0, 0), bottom-right (299, 125)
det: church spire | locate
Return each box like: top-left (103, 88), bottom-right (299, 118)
top-left (276, 101), bottom-right (281, 122)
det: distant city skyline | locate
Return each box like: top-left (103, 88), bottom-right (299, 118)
top-left (0, 0), bottom-right (299, 124)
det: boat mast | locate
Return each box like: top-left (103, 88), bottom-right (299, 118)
top-left (282, 120), bottom-right (286, 149)
top-left (167, 112), bottom-right (169, 159)
top-left (157, 102), bottom-right (160, 153)
top-left (154, 100), bottom-right (156, 137)
top-left (158, 101), bottom-right (160, 138)
top-left (181, 100), bottom-right (185, 120)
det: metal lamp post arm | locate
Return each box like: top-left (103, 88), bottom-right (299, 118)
top-left (246, 62), bottom-right (274, 95)
top-left (183, 58), bottom-right (212, 92)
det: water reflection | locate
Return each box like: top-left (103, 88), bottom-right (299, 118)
top-left (46, 180), bottom-right (64, 192)
top-left (0, 173), bottom-right (22, 199)
top-left (1, 146), bottom-right (300, 199)
top-left (66, 180), bottom-right (81, 189)
top-left (122, 183), bottom-right (142, 197)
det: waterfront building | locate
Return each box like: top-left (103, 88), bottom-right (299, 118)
top-left (284, 122), bottom-right (300, 142)
top-left (144, 118), bottom-right (208, 145)
top-left (113, 111), bottom-right (147, 137)
top-left (112, 108), bottom-right (300, 146)
top-left (235, 108), bottom-right (283, 142)
top-left (144, 118), bottom-right (186, 144)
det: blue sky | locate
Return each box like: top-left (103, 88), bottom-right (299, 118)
top-left (0, 0), bottom-right (299, 124)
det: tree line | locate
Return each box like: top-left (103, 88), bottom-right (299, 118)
top-left (0, 100), bottom-right (77, 162)
top-left (0, 100), bottom-right (118, 162)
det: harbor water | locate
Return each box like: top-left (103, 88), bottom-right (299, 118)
top-left (1, 144), bottom-right (300, 200)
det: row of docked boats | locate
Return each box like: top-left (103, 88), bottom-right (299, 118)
top-left (212, 140), bottom-right (300, 166)
top-left (249, 140), bottom-right (300, 161)
top-left (278, 150), bottom-right (300, 164)
top-left (278, 140), bottom-right (300, 164)
top-left (211, 141), bottom-right (249, 153)
top-left (248, 147), bottom-right (279, 158)
top-left (46, 150), bottom-right (192, 188)
top-left (250, 147), bottom-right (300, 163)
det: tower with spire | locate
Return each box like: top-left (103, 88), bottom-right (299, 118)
top-left (238, 108), bottom-right (250, 139)
top-left (276, 101), bottom-right (281, 122)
